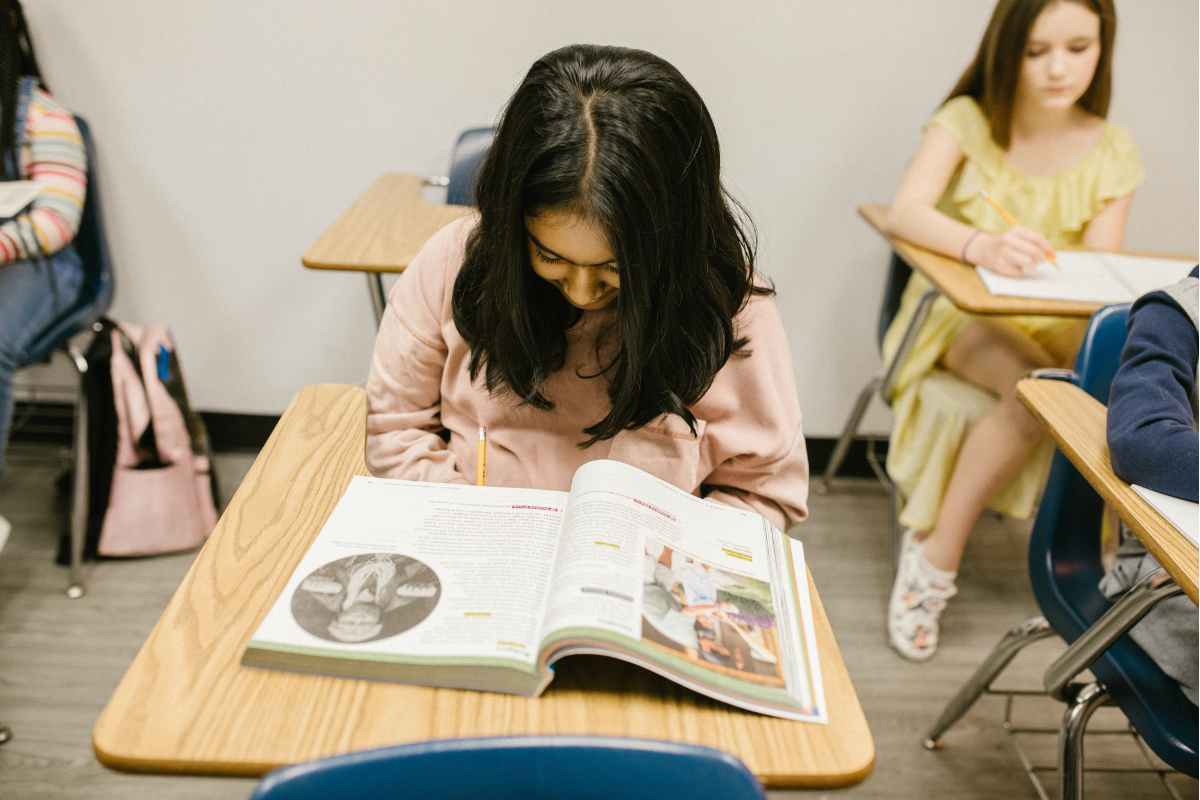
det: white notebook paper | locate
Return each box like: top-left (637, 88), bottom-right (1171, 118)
top-left (0, 180), bottom-right (43, 218)
top-left (1132, 485), bottom-right (1199, 547)
top-left (976, 251), bottom-right (1195, 304)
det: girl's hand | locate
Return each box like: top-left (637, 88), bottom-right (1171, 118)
top-left (972, 227), bottom-right (1055, 277)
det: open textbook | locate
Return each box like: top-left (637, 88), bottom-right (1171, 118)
top-left (243, 459), bottom-right (827, 723)
top-left (976, 251), bottom-right (1195, 304)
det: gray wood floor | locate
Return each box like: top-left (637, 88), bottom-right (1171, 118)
top-left (0, 442), bottom-right (1194, 799)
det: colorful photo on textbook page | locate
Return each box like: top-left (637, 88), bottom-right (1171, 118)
top-left (641, 535), bottom-right (786, 688)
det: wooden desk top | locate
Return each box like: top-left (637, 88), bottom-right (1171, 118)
top-left (1016, 378), bottom-right (1198, 604)
top-left (858, 204), bottom-right (1198, 318)
top-left (93, 384), bottom-right (875, 790)
top-left (303, 174), bottom-right (475, 273)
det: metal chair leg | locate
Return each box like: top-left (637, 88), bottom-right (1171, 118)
top-left (817, 375), bottom-right (880, 494)
top-left (366, 272), bottom-right (386, 329)
top-left (819, 286), bottom-right (938, 493)
top-left (65, 343), bottom-right (89, 599)
top-left (924, 616), bottom-right (1055, 749)
top-left (1058, 682), bottom-right (1109, 800)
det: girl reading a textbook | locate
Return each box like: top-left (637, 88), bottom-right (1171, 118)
top-left (881, 0), bottom-right (1142, 660)
top-left (366, 44), bottom-right (809, 533)
top-left (0, 0), bottom-right (88, 537)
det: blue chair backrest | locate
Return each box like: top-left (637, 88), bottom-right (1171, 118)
top-left (876, 253), bottom-right (912, 352)
top-left (248, 736), bottom-right (766, 800)
top-left (24, 114), bottom-right (114, 362)
top-left (445, 127), bottom-right (494, 207)
top-left (1028, 303), bottom-right (1198, 776)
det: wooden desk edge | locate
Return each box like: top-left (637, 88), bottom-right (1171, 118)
top-left (1016, 379), bottom-right (1199, 604)
top-left (93, 736), bottom-right (874, 790)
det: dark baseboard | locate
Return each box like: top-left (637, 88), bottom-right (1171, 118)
top-left (7, 401), bottom-right (282, 454)
top-left (199, 411), bottom-right (282, 453)
top-left (9, 401), bottom-right (74, 446)
top-left (10, 402), bottom-right (888, 477)
top-left (805, 436), bottom-right (888, 479)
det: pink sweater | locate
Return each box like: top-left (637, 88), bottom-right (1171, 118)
top-left (365, 216), bottom-right (809, 531)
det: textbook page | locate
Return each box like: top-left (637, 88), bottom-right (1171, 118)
top-left (1132, 485), bottom-right (1199, 547)
top-left (247, 476), bottom-right (567, 672)
top-left (975, 251), bottom-right (1132, 303)
top-left (0, 181), bottom-right (42, 218)
top-left (538, 459), bottom-right (824, 721)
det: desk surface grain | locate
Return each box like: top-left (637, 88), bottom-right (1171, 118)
top-left (302, 174), bottom-right (474, 273)
top-left (858, 204), bottom-right (1196, 318)
top-left (1017, 378), bottom-right (1198, 604)
top-left (93, 384), bottom-right (875, 790)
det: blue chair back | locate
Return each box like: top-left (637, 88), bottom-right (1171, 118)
top-left (24, 115), bottom-right (114, 363)
top-left (876, 253), bottom-right (912, 352)
top-left (445, 127), bottom-right (494, 207)
top-left (248, 736), bottom-right (766, 800)
top-left (1028, 303), bottom-right (1198, 776)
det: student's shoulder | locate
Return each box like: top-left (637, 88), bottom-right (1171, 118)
top-left (392, 213), bottom-right (479, 326)
top-left (926, 96), bottom-right (989, 144)
top-left (404, 213), bottom-right (480, 295)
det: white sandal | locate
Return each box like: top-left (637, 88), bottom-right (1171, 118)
top-left (888, 528), bottom-right (957, 662)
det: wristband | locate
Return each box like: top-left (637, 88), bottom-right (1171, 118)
top-left (960, 230), bottom-right (983, 265)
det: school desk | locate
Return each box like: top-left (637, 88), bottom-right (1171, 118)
top-left (1016, 377), bottom-right (1198, 604)
top-left (302, 174), bottom-right (474, 325)
top-left (821, 204), bottom-right (1195, 492)
top-left (92, 384), bottom-right (875, 790)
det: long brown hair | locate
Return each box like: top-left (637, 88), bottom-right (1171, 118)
top-left (947, 0), bottom-right (1115, 149)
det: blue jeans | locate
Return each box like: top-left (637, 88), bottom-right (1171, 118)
top-left (0, 245), bottom-right (85, 481)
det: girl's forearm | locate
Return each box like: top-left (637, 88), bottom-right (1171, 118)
top-left (885, 200), bottom-right (983, 263)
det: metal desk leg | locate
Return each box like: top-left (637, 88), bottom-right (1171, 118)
top-left (1058, 682), bottom-right (1110, 800)
top-left (66, 343), bottom-right (90, 599)
top-left (923, 616), bottom-right (1054, 749)
top-left (819, 286), bottom-right (938, 493)
top-left (367, 272), bottom-right (386, 329)
top-left (1044, 568), bottom-right (1182, 702)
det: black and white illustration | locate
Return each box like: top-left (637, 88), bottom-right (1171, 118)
top-left (290, 553), bottom-right (441, 644)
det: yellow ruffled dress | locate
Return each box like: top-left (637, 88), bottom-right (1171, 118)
top-left (881, 96), bottom-right (1145, 531)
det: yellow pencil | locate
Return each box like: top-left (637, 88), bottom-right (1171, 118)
top-left (476, 425), bottom-right (487, 486)
top-left (979, 189), bottom-right (1058, 268)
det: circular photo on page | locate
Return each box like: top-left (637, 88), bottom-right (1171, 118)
top-left (291, 553), bottom-right (441, 644)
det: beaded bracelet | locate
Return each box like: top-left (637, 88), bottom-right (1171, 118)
top-left (960, 229), bottom-right (983, 264)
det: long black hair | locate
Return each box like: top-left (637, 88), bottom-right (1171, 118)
top-left (452, 44), bottom-right (767, 447)
top-left (0, 0), bottom-right (43, 179)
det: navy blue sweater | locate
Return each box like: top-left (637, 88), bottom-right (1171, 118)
top-left (1106, 267), bottom-right (1199, 502)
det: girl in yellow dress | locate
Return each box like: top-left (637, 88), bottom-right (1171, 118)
top-left (882, 0), bottom-right (1143, 661)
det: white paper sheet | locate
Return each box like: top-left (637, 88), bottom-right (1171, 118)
top-left (1132, 485), bottom-right (1199, 547)
top-left (976, 251), bottom-right (1196, 304)
top-left (0, 181), bottom-right (42, 218)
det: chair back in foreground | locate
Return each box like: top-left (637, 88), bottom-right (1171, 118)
top-left (1028, 303), bottom-right (1198, 776)
top-left (23, 115), bottom-right (114, 363)
top-left (445, 127), bottom-right (495, 207)
top-left (249, 736), bottom-right (766, 800)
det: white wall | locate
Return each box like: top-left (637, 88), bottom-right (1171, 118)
top-left (20, 0), bottom-right (1198, 434)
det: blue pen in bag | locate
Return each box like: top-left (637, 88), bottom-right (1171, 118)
top-left (157, 345), bottom-right (171, 381)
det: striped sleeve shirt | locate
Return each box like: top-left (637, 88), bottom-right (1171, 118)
top-left (0, 87), bottom-right (87, 264)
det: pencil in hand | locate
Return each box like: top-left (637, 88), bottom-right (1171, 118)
top-left (979, 189), bottom-right (1058, 269)
top-left (476, 425), bottom-right (487, 486)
